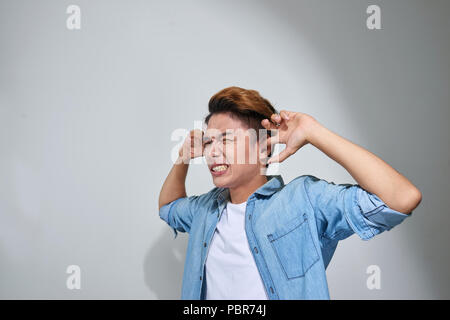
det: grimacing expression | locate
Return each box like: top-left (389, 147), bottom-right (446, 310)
top-left (204, 113), bottom-right (270, 188)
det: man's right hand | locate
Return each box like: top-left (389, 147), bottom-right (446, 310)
top-left (177, 129), bottom-right (204, 164)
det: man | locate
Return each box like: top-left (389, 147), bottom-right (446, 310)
top-left (158, 86), bottom-right (422, 300)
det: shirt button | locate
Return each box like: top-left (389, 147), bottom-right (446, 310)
top-left (203, 242), bottom-right (207, 247)
top-left (200, 276), bottom-right (202, 280)
top-left (254, 247), bottom-right (258, 254)
top-left (270, 287), bottom-right (274, 294)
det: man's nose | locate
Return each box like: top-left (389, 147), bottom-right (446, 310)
top-left (206, 141), bottom-right (225, 164)
top-left (209, 141), bottom-right (222, 157)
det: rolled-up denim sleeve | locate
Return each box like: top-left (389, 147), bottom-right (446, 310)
top-left (304, 175), bottom-right (412, 242)
top-left (344, 185), bottom-right (412, 240)
top-left (159, 195), bottom-right (201, 239)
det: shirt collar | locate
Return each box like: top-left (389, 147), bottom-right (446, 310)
top-left (216, 175), bottom-right (284, 205)
top-left (255, 175), bottom-right (284, 196)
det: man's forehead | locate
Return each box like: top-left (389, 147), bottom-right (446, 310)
top-left (203, 128), bottom-right (236, 139)
top-left (203, 127), bottom-right (263, 143)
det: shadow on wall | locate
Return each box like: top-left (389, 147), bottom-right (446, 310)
top-left (143, 229), bottom-right (188, 299)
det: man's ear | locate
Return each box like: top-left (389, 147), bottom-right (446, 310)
top-left (258, 135), bottom-right (272, 166)
top-left (266, 142), bottom-right (272, 158)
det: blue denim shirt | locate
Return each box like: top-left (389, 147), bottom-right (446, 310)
top-left (159, 175), bottom-right (412, 300)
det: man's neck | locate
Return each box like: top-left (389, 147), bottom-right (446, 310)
top-left (228, 175), bottom-right (268, 204)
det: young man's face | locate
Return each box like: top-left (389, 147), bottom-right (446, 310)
top-left (204, 113), bottom-right (268, 189)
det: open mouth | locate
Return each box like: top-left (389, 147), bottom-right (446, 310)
top-left (210, 164), bottom-right (229, 176)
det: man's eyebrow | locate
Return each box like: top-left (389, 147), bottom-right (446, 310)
top-left (203, 130), bottom-right (233, 140)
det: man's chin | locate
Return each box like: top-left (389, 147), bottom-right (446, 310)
top-left (211, 175), bottom-right (231, 188)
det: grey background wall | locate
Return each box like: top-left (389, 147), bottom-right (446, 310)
top-left (0, 0), bottom-right (448, 299)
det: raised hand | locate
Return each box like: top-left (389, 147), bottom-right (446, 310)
top-left (177, 129), bottom-right (204, 164)
top-left (261, 110), bottom-right (317, 164)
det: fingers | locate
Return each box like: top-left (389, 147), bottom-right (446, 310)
top-left (267, 147), bottom-right (294, 164)
top-left (190, 129), bottom-right (204, 140)
top-left (270, 113), bottom-right (281, 125)
top-left (187, 129), bottom-right (204, 159)
top-left (279, 110), bottom-right (290, 121)
top-left (261, 118), bottom-right (281, 149)
top-left (261, 118), bottom-right (277, 130)
top-left (267, 110), bottom-right (291, 128)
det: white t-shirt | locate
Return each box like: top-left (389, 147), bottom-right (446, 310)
top-left (205, 200), bottom-right (268, 300)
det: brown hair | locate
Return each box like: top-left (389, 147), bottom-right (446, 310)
top-left (204, 86), bottom-right (278, 134)
top-left (204, 86), bottom-right (278, 162)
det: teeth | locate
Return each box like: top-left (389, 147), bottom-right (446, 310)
top-left (212, 165), bottom-right (228, 172)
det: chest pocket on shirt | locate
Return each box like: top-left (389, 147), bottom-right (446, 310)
top-left (267, 213), bottom-right (320, 279)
